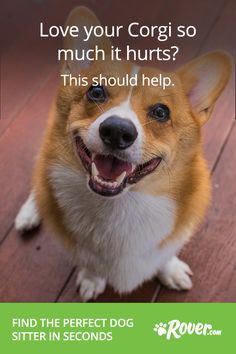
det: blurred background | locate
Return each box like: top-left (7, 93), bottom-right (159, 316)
top-left (0, 0), bottom-right (235, 302)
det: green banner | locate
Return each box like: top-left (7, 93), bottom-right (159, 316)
top-left (0, 304), bottom-right (234, 353)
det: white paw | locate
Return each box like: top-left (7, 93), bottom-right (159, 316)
top-left (158, 256), bottom-right (193, 291)
top-left (15, 192), bottom-right (41, 232)
top-left (76, 269), bottom-right (106, 302)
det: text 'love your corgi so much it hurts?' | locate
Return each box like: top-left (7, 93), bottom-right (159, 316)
top-left (40, 21), bottom-right (196, 62)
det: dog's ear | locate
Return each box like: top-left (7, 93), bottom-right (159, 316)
top-left (177, 51), bottom-right (232, 125)
top-left (62, 6), bottom-right (111, 75)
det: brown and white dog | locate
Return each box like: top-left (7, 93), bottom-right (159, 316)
top-left (15, 7), bottom-right (231, 301)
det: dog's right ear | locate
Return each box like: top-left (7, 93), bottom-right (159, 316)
top-left (62, 6), bottom-right (111, 75)
top-left (177, 51), bottom-right (232, 125)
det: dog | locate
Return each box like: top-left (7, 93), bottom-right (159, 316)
top-left (15, 7), bottom-right (231, 301)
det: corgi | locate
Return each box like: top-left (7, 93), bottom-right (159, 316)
top-left (15, 7), bottom-right (231, 301)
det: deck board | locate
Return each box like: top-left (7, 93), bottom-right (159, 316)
top-left (0, 226), bottom-right (71, 302)
top-left (0, 0), bottom-right (235, 302)
top-left (0, 70), bottom-right (58, 241)
top-left (201, 0), bottom-right (235, 169)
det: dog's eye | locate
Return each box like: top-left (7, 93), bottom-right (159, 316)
top-left (87, 85), bottom-right (107, 103)
top-left (149, 103), bottom-right (170, 122)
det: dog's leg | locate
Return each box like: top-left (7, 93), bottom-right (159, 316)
top-left (76, 269), bottom-right (106, 302)
top-left (15, 191), bottom-right (41, 232)
top-left (158, 256), bottom-right (193, 291)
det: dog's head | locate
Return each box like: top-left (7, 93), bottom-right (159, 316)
top-left (55, 7), bottom-right (231, 197)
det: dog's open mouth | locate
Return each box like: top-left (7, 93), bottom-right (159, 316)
top-left (76, 137), bottom-right (162, 196)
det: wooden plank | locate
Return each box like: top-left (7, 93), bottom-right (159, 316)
top-left (1, 1), bottom-right (42, 52)
top-left (156, 123), bottom-right (236, 302)
top-left (0, 226), bottom-right (72, 302)
top-left (0, 69), bottom-right (59, 241)
top-left (201, 0), bottom-right (235, 168)
top-left (203, 76), bottom-right (235, 170)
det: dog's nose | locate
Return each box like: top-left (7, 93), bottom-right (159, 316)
top-left (99, 116), bottom-right (138, 150)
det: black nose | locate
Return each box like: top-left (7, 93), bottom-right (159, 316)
top-left (99, 116), bottom-right (138, 150)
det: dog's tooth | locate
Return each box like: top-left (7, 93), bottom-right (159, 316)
top-left (132, 163), bottom-right (136, 172)
top-left (94, 175), bottom-right (99, 182)
top-left (116, 171), bottom-right (126, 185)
top-left (92, 153), bottom-right (96, 161)
top-left (99, 178), bottom-right (106, 186)
top-left (91, 162), bottom-right (98, 176)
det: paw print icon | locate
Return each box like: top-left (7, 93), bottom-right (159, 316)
top-left (153, 322), bottom-right (167, 336)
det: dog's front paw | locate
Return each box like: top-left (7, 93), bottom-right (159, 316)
top-left (15, 192), bottom-right (41, 232)
top-left (158, 256), bottom-right (193, 291)
top-left (76, 269), bottom-right (106, 302)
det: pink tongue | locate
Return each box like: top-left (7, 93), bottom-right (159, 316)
top-left (93, 155), bottom-right (132, 180)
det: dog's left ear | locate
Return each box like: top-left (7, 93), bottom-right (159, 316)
top-left (177, 51), bottom-right (232, 125)
top-left (62, 6), bottom-right (112, 75)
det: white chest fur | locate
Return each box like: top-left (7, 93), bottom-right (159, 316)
top-left (50, 164), bottom-right (177, 292)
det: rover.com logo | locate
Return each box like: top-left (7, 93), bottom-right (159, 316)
top-left (153, 320), bottom-right (222, 340)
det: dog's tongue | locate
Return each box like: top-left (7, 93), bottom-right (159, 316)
top-left (93, 155), bottom-right (132, 180)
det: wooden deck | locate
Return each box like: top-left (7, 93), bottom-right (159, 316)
top-left (0, 0), bottom-right (235, 302)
